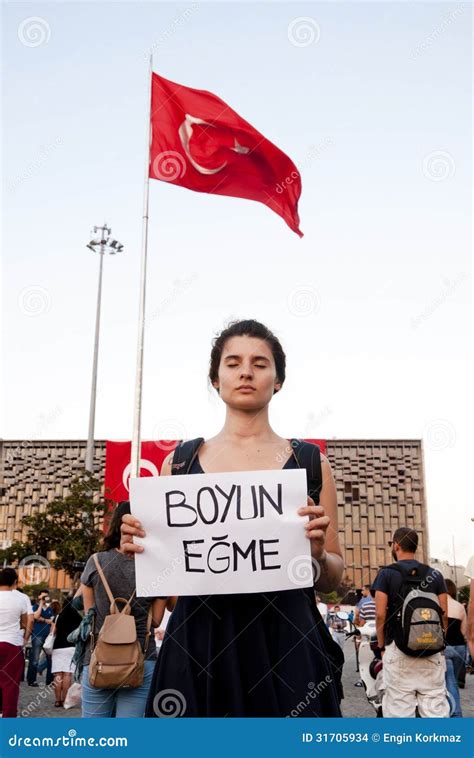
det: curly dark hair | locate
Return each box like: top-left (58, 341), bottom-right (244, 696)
top-left (209, 319), bottom-right (286, 394)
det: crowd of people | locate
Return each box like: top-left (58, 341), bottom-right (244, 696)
top-left (0, 525), bottom-right (472, 719)
top-left (0, 321), bottom-right (472, 719)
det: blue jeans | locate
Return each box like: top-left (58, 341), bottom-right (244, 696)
top-left (27, 637), bottom-right (52, 685)
top-left (81, 661), bottom-right (155, 718)
top-left (445, 645), bottom-right (466, 718)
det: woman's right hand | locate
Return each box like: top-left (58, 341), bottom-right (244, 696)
top-left (120, 514), bottom-right (146, 554)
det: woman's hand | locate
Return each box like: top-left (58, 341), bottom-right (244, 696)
top-left (120, 514), bottom-right (146, 554)
top-left (298, 496), bottom-right (330, 561)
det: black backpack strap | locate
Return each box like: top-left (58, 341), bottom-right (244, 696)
top-left (388, 562), bottom-right (430, 583)
top-left (387, 563), bottom-right (431, 608)
top-left (290, 439), bottom-right (323, 504)
top-left (171, 438), bottom-right (205, 475)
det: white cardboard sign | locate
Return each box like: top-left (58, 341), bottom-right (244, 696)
top-left (130, 468), bottom-right (313, 597)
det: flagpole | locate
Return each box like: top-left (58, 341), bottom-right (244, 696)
top-left (131, 54), bottom-right (153, 479)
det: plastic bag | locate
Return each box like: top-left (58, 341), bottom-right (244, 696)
top-left (63, 682), bottom-right (82, 710)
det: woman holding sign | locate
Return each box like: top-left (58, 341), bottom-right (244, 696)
top-left (121, 320), bottom-right (345, 717)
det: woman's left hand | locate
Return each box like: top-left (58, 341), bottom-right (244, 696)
top-left (298, 496), bottom-right (331, 561)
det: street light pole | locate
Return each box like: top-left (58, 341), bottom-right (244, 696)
top-left (85, 224), bottom-right (123, 472)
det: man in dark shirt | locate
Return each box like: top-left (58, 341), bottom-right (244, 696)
top-left (26, 591), bottom-right (54, 686)
top-left (372, 527), bottom-right (449, 718)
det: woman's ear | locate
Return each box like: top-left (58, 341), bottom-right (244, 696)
top-left (213, 382), bottom-right (220, 394)
top-left (274, 383), bottom-right (281, 393)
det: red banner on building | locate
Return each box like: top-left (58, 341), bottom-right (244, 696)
top-left (105, 439), bottom-right (327, 504)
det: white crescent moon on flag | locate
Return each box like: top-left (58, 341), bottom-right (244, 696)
top-left (178, 113), bottom-right (250, 175)
top-left (122, 459), bottom-right (160, 492)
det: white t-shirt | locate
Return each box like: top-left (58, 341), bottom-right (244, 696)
top-left (13, 590), bottom-right (33, 615)
top-left (0, 589), bottom-right (32, 646)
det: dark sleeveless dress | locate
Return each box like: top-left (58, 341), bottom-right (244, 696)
top-left (145, 449), bottom-right (342, 718)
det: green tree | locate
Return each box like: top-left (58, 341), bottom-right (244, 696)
top-left (0, 540), bottom-right (33, 565)
top-left (458, 584), bottom-right (470, 606)
top-left (14, 470), bottom-right (108, 578)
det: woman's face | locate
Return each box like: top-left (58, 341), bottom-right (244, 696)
top-left (213, 335), bottom-right (281, 410)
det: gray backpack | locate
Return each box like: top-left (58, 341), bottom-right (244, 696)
top-left (389, 563), bottom-right (445, 657)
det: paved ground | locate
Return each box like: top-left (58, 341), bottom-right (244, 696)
top-left (15, 640), bottom-right (473, 719)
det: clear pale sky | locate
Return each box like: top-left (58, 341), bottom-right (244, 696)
top-left (2, 2), bottom-right (472, 565)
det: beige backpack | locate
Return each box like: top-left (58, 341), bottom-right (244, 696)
top-left (88, 554), bottom-right (152, 689)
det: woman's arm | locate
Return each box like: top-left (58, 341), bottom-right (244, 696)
top-left (120, 452), bottom-right (174, 555)
top-left (298, 453), bottom-right (344, 592)
top-left (82, 584), bottom-right (95, 614)
top-left (166, 597), bottom-right (177, 612)
top-left (461, 605), bottom-right (468, 640)
top-left (151, 598), bottom-right (167, 627)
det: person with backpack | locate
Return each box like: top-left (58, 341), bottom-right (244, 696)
top-left (120, 319), bottom-right (345, 717)
top-left (372, 527), bottom-right (449, 718)
top-left (80, 502), bottom-right (170, 718)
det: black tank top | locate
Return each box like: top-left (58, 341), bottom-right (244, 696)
top-left (446, 616), bottom-right (466, 646)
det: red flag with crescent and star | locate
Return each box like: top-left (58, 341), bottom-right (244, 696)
top-left (149, 73), bottom-right (303, 237)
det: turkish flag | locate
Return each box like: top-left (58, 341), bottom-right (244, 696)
top-left (104, 440), bottom-right (178, 504)
top-left (104, 438), bottom-right (326, 505)
top-left (149, 73), bottom-right (303, 237)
